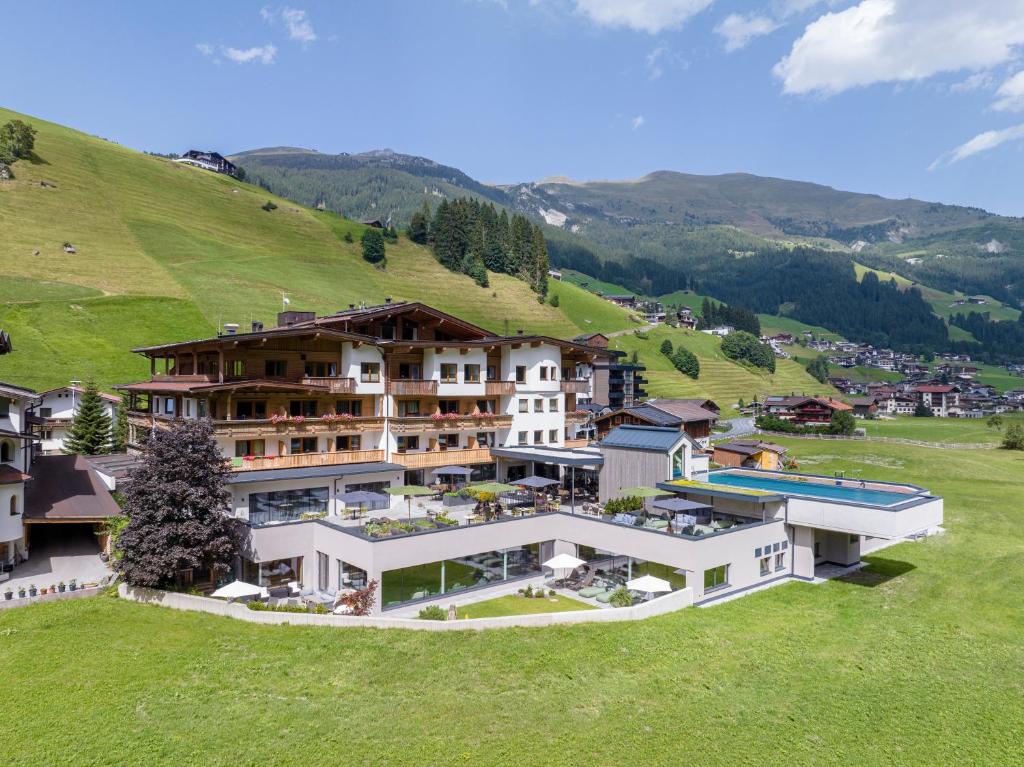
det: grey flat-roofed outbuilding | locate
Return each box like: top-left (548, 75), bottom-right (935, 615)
top-left (602, 425), bottom-right (695, 451)
top-left (226, 461), bottom-right (405, 485)
top-left (490, 445), bottom-right (603, 467)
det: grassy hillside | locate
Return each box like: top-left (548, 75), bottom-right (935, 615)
top-left (609, 325), bottom-right (836, 412)
top-left (0, 108), bottom-right (620, 390)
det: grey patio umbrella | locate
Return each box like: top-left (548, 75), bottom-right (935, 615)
top-left (386, 485), bottom-right (435, 520)
top-left (514, 475), bottom-right (560, 512)
top-left (430, 465), bottom-right (473, 477)
top-left (337, 490), bottom-right (390, 519)
top-left (651, 498), bottom-right (711, 513)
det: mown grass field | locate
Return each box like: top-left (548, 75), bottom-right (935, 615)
top-left (610, 325), bottom-right (836, 413)
top-left (456, 593), bottom-right (594, 619)
top-left (2, 432), bottom-right (1022, 765)
top-left (861, 414), bottom-right (1022, 443)
top-left (0, 107), bottom-right (622, 390)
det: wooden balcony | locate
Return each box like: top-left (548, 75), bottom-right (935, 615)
top-left (390, 447), bottom-right (493, 469)
top-left (564, 438), bottom-right (591, 448)
top-left (560, 379), bottom-right (591, 394)
top-left (300, 376), bottom-right (356, 394)
top-left (484, 380), bottom-right (517, 396)
top-left (212, 416), bottom-right (385, 438)
top-left (565, 411), bottom-right (591, 425)
top-left (231, 449), bottom-right (386, 472)
top-left (389, 414), bottom-right (513, 434)
top-left (387, 379), bottom-right (438, 396)
top-left (151, 373), bottom-right (215, 383)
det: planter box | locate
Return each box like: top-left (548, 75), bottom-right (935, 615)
top-left (442, 495), bottom-right (474, 508)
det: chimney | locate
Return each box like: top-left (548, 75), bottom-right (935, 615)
top-left (516, 328), bottom-right (524, 335)
top-left (223, 323), bottom-right (240, 336)
top-left (349, 303), bottom-right (356, 310)
top-left (251, 320), bottom-right (264, 333)
top-left (385, 296), bottom-right (392, 304)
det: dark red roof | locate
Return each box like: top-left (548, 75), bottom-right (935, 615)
top-left (0, 465), bottom-right (29, 484)
top-left (24, 455), bottom-right (122, 521)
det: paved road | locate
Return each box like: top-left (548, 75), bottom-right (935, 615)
top-left (714, 417), bottom-right (756, 441)
top-left (607, 323), bottom-right (657, 338)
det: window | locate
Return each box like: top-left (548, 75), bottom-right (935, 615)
top-left (440, 363), bottom-right (458, 383)
top-left (39, 407), bottom-right (52, 418)
top-left (163, 398), bottom-right (175, 415)
top-left (486, 364), bottom-right (497, 381)
top-left (476, 432), bottom-right (492, 448)
top-left (0, 442), bottom-right (11, 463)
top-left (234, 439), bottom-right (265, 457)
top-left (463, 364), bottom-right (480, 383)
top-left (304, 361), bottom-right (337, 377)
top-left (249, 489), bottom-right (327, 525)
top-left (401, 322), bottom-right (418, 341)
top-left (0, 399), bottom-right (9, 417)
top-left (518, 399), bottom-right (529, 413)
top-left (814, 541), bottom-right (821, 558)
top-left (533, 430), bottom-right (543, 444)
top-left (380, 322), bottom-right (396, 340)
top-left (760, 557), bottom-right (770, 576)
top-left (549, 397), bottom-right (559, 412)
top-left (229, 360), bottom-right (245, 377)
top-left (549, 366), bottom-right (558, 380)
top-left (396, 435), bottom-right (419, 453)
top-left (184, 399), bottom-right (192, 418)
top-left (540, 367), bottom-right (548, 381)
top-left (197, 399), bottom-right (208, 418)
top-left (235, 400), bottom-right (267, 420)
top-left (336, 435), bottom-right (361, 451)
top-left (289, 437), bottom-right (318, 454)
top-left (337, 399), bottom-right (362, 416)
top-left (704, 564), bottom-right (729, 592)
top-left (518, 431), bottom-right (528, 446)
top-left (317, 551), bottom-right (329, 592)
top-left (397, 362), bottom-right (421, 380)
top-left (437, 400), bottom-right (459, 415)
top-left (775, 553), bottom-right (785, 571)
top-left (438, 433), bottom-right (459, 449)
top-left (549, 429), bottom-right (558, 443)
top-left (264, 360), bottom-right (287, 378)
top-left (534, 398), bottom-right (544, 413)
top-left (289, 400), bottom-right (318, 417)
top-left (397, 400), bottom-right (420, 417)
top-left (360, 362), bottom-right (380, 382)
top-left (9, 496), bottom-right (17, 516)
top-left (476, 399), bottom-right (496, 414)
top-left (515, 365), bottom-right (526, 384)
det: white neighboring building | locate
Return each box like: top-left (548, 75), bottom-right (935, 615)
top-left (36, 385), bottom-right (119, 454)
top-left (0, 381), bottom-right (37, 572)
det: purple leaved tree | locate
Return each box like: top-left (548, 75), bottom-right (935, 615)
top-left (115, 419), bottom-right (239, 588)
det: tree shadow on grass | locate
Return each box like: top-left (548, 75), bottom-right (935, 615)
top-left (836, 557), bottom-right (915, 588)
top-left (26, 151), bottom-right (49, 166)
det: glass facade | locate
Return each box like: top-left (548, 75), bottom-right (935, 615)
top-left (242, 556), bottom-right (303, 587)
top-left (249, 486), bottom-right (329, 525)
top-left (381, 543), bottom-right (542, 608)
top-left (576, 546), bottom-right (687, 590)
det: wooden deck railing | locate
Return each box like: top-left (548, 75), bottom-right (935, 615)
top-left (484, 380), bottom-right (517, 396)
top-left (387, 379), bottom-right (439, 396)
top-left (299, 376), bottom-right (356, 393)
top-left (560, 379), bottom-right (591, 394)
top-left (389, 414), bottom-right (512, 433)
top-left (390, 447), bottom-right (493, 469)
top-left (232, 449), bottom-right (385, 472)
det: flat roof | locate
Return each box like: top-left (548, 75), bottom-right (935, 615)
top-left (490, 445), bottom-right (603, 467)
top-left (226, 461), bottom-right (405, 485)
top-left (657, 478), bottom-right (785, 504)
top-left (25, 455), bottom-right (122, 521)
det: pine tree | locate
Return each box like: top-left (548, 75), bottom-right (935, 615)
top-left (361, 228), bottom-right (386, 265)
top-left (408, 201), bottom-right (430, 244)
top-left (530, 225), bottom-right (549, 296)
top-left (115, 419), bottom-right (238, 588)
top-left (63, 382), bottom-right (113, 455)
top-left (111, 393), bottom-right (129, 453)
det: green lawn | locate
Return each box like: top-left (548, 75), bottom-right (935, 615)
top-left (861, 414), bottom-right (1020, 443)
top-left (456, 593), bottom-right (595, 619)
top-left (2, 432), bottom-right (1023, 764)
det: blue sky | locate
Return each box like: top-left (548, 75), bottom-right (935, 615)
top-left (4, 0), bottom-right (1024, 214)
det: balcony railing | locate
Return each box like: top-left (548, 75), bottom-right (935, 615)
top-left (564, 411), bottom-right (591, 425)
top-left (299, 376), bottom-right (356, 393)
top-left (484, 380), bottom-right (517, 396)
top-left (213, 416), bottom-right (384, 437)
top-left (151, 373), bottom-right (215, 383)
top-left (387, 379), bottom-right (439, 396)
top-left (564, 437), bottom-right (591, 448)
top-left (231, 449), bottom-right (385, 472)
top-left (390, 447), bottom-right (493, 469)
top-left (560, 379), bottom-right (591, 394)
top-left (389, 414), bottom-right (513, 434)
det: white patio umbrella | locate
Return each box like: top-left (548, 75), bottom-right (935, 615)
top-left (542, 553), bottom-right (585, 584)
top-left (625, 574), bottom-right (672, 596)
top-left (211, 580), bottom-right (266, 600)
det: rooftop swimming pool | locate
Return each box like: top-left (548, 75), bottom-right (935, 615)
top-left (707, 470), bottom-right (919, 508)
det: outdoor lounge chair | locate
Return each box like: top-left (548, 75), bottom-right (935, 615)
top-left (578, 586), bottom-right (606, 599)
top-left (595, 590), bottom-right (615, 603)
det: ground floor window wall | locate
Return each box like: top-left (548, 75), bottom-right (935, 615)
top-left (242, 556), bottom-right (303, 587)
top-left (381, 543), bottom-right (541, 608)
top-left (576, 546), bottom-right (687, 590)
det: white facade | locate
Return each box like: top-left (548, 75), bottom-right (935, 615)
top-left (0, 383), bottom-right (37, 568)
top-left (36, 386), bottom-right (118, 454)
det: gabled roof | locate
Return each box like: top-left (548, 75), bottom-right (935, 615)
top-left (0, 381), bottom-right (38, 400)
top-left (646, 399), bottom-right (720, 422)
top-left (131, 325), bottom-right (375, 355)
top-left (914, 384), bottom-right (958, 393)
top-left (40, 385), bottom-right (120, 403)
top-left (602, 425), bottom-right (693, 452)
top-left (25, 455), bottom-right (122, 521)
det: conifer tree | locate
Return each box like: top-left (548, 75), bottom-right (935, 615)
top-left (63, 382), bottom-right (113, 455)
top-left (111, 393), bottom-right (129, 453)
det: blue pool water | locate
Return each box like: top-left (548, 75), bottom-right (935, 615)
top-left (707, 471), bottom-right (915, 507)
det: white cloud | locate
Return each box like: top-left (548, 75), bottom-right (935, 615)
top-left (195, 42), bottom-right (214, 57)
top-left (280, 7), bottom-right (317, 43)
top-left (631, 115), bottom-right (646, 129)
top-left (774, 0), bottom-right (1024, 96)
top-left (950, 71), bottom-right (996, 94)
top-left (572, 0), bottom-right (714, 34)
top-left (993, 71), bottom-right (1024, 112)
top-left (261, 6), bottom-right (317, 43)
top-left (929, 123), bottom-right (1024, 169)
top-left (644, 46), bottom-right (689, 79)
top-left (223, 44), bottom-right (278, 65)
top-left (715, 13), bottom-right (781, 52)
